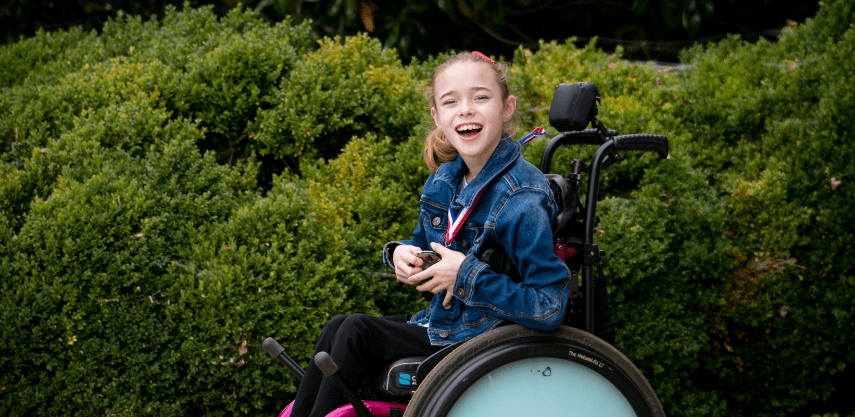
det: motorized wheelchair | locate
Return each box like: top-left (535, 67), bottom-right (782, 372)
top-left (263, 81), bottom-right (670, 417)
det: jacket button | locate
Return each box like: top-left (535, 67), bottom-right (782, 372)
top-left (432, 217), bottom-right (441, 227)
top-left (443, 303), bottom-right (451, 310)
top-left (456, 288), bottom-right (465, 297)
top-left (461, 241), bottom-right (468, 248)
top-left (438, 331), bottom-right (448, 338)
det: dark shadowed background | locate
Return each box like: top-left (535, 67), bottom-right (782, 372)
top-left (1, 0), bottom-right (819, 62)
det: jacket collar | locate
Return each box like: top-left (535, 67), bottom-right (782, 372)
top-left (434, 137), bottom-right (520, 207)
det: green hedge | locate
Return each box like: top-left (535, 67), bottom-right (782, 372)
top-left (667, 1), bottom-right (855, 414)
top-left (1, 1), bottom-right (853, 416)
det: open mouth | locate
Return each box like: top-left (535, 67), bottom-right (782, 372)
top-left (456, 123), bottom-right (483, 140)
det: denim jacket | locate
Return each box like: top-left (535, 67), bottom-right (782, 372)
top-left (383, 138), bottom-right (573, 345)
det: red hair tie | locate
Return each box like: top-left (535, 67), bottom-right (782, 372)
top-left (472, 51), bottom-right (496, 64)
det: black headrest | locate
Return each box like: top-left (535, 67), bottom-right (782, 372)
top-left (549, 82), bottom-right (600, 132)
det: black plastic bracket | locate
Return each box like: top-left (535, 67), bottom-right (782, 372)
top-left (581, 244), bottom-right (605, 266)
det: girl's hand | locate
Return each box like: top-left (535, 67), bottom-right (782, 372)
top-left (408, 242), bottom-right (466, 308)
top-left (392, 244), bottom-right (424, 284)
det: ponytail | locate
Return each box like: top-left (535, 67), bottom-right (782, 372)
top-left (423, 127), bottom-right (458, 173)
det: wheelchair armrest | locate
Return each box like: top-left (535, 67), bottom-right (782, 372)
top-left (415, 342), bottom-right (462, 385)
top-left (372, 356), bottom-right (429, 398)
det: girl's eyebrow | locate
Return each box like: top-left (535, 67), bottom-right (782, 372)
top-left (438, 86), bottom-right (492, 100)
top-left (438, 91), bottom-right (456, 101)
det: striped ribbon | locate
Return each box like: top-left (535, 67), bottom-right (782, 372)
top-left (445, 188), bottom-right (486, 246)
top-left (520, 126), bottom-right (546, 145)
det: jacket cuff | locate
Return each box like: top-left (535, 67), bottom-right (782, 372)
top-left (454, 254), bottom-right (486, 303)
top-left (382, 242), bottom-right (403, 270)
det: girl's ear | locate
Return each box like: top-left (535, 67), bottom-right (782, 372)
top-left (430, 106), bottom-right (440, 128)
top-left (503, 95), bottom-right (517, 122)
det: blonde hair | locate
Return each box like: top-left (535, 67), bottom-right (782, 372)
top-left (423, 51), bottom-right (516, 173)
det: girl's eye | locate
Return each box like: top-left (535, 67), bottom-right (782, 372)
top-left (475, 95), bottom-right (489, 100)
top-left (443, 99), bottom-right (456, 105)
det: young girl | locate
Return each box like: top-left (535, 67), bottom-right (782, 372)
top-left (290, 51), bottom-right (573, 417)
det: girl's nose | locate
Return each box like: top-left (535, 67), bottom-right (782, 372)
top-left (459, 99), bottom-right (475, 116)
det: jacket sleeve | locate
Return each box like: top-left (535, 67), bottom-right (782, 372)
top-left (451, 188), bottom-right (572, 331)
top-left (382, 179), bottom-right (433, 269)
top-left (382, 218), bottom-right (429, 269)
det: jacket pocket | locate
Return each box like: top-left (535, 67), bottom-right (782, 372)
top-left (421, 201), bottom-right (447, 245)
top-left (463, 305), bottom-right (490, 327)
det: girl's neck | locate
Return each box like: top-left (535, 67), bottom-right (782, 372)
top-left (460, 141), bottom-right (500, 184)
top-left (463, 169), bottom-right (476, 184)
top-left (462, 159), bottom-right (483, 184)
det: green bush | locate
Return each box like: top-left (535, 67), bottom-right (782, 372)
top-left (0, 3), bottom-right (314, 178)
top-left (2, 1), bottom-right (854, 416)
top-left (251, 33), bottom-right (426, 166)
top-left (665, 0), bottom-right (855, 415)
top-left (174, 13), bottom-right (312, 164)
top-left (597, 151), bottom-right (733, 416)
top-left (0, 129), bottom-right (257, 415)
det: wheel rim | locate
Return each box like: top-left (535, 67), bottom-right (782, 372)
top-left (407, 328), bottom-right (660, 417)
top-left (449, 357), bottom-right (636, 417)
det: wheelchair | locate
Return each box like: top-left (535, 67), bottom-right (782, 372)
top-left (264, 82), bottom-right (670, 417)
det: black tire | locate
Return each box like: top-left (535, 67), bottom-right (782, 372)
top-left (404, 325), bottom-right (664, 417)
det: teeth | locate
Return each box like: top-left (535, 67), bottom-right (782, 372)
top-left (457, 124), bottom-right (482, 132)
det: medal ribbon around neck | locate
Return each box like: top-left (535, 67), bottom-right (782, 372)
top-left (519, 126), bottom-right (546, 145)
top-left (446, 187), bottom-right (487, 247)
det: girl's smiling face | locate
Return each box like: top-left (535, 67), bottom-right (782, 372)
top-left (430, 60), bottom-right (516, 178)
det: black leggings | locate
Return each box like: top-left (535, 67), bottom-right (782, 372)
top-left (290, 314), bottom-right (442, 417)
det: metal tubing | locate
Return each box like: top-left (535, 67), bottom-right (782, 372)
top-left (582, 140), bottom-right (615, 334)
top-left (314, 352), bottom-right (374, 417)
top-left (262, 337), bottom-right (306, 381)
top-left (539, 129), bottom-right (617, 173)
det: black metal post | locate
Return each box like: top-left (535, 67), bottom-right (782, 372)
top-left (581, 140), bottom-right (615, 334)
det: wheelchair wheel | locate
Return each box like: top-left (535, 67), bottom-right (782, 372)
top-left (404, 325), bottom-right (663, 417)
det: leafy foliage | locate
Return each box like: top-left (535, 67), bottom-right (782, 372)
top-left (251, 33), bottom-right (425, 166)
top-left (666, 1), bottom-right (855, 414)
top-left (1, 2), bottom-right (854, 416)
